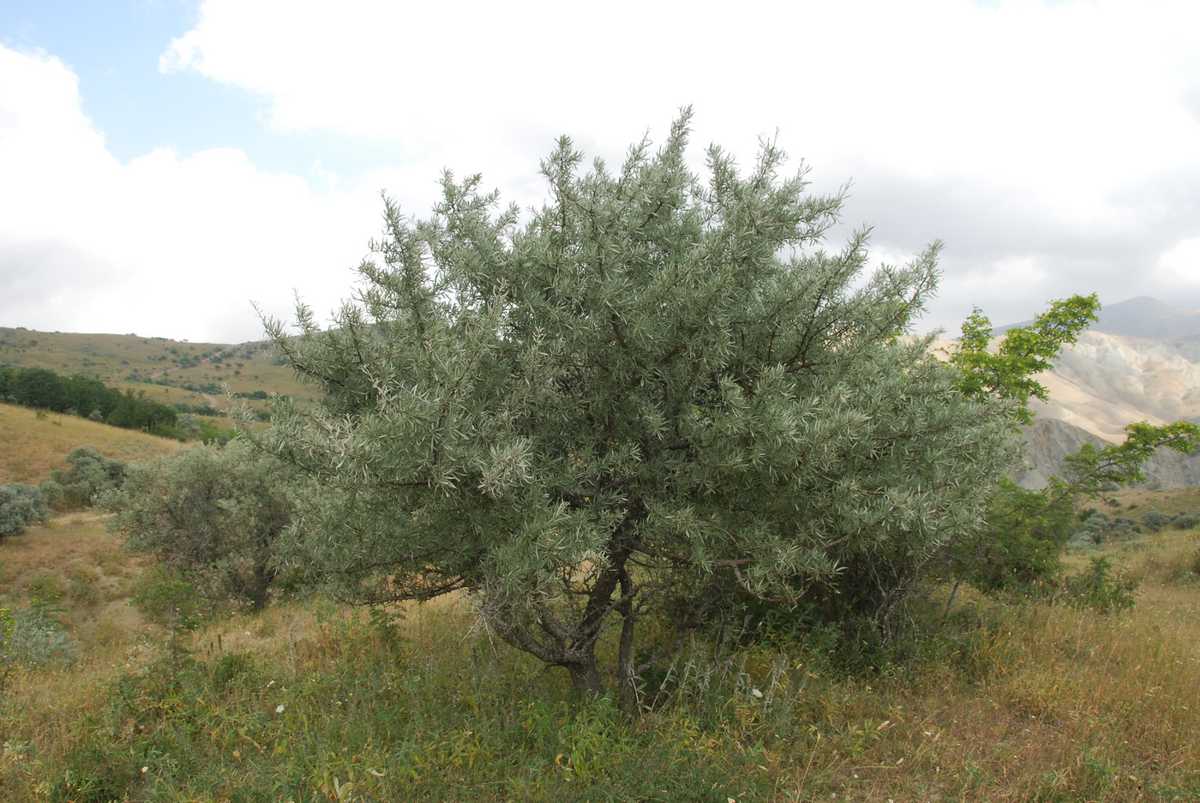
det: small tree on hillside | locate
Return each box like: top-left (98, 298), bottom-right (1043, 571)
top-left (106, 439), bottom-right (293, 610)
top-left (946, 304), bottom-right (1200, 596)
top-left (47, 447), bottom-right (127, 509)
top-left (260, 112), bottom-right (1024, 706)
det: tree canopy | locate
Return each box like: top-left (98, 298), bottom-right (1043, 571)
top-left (261, 111), bottom-right (1022, 705)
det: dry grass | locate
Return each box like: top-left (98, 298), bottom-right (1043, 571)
top-left (0, 402), bottom-right (182, 484)
top-left (3, 517), bottom-right (1200, 799)
top-left (0, 513), bottom-right (154, 639)
top-left (1103, 486), bottom-right (1200, 518)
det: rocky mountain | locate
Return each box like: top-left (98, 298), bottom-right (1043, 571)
top-left (1014, 417), bottom-right (1200, 490)
top-left (997, 295), bottom-right (1200, 344)
top-left (998, 297), bottom-right (1200, 488)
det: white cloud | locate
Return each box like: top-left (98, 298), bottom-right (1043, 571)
top-left (1156, 237), bottom-right (1200, 285)
top-left (4, 1), bottom-right (1200, 343)
top-left (161, 0), bottom-right (1200, 222)
top-left (0, 44), bottom-right (388, 341)
top-left (155, 0), bottom-right (1200, 330)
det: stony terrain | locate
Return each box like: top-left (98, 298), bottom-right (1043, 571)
top-left (991, 297), bottom-right (1200, 488)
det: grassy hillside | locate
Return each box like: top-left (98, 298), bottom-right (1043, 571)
top-left (2, 514), bottom-right (1200, 799)
top-left (0, 403), bottom-right (182, 484)
top-left (0, 326), bottom-right (316, 417)
top-left (1107, 486), bottom-right (1200, 518)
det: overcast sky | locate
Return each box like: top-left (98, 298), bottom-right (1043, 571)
top-left (2, 0), bottom-right (1199, 343)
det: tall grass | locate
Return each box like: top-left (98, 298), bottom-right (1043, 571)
top-left (3, 523), bottom-right (1200, 800)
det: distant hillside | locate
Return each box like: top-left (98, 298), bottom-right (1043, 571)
top-left (1029, 329), bottom-right (1200, 442)
top-left (0, 327), bottom-right (316, 418)
top-left (930, 297), bottom-right (1200, 489)
top-left (0, 402), bottom-right (182, 484)
top-left (1087, 296), bottom-right (1200, 342)
top-left (1016, 417), bottom-right (1200, 490)
top-left (997, 296), bottom-right (1200, 343)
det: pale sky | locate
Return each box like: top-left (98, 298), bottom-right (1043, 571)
top-left (2, 0), bottom-right (1199, 343)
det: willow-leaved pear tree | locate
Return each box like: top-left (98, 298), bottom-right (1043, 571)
top-left (260, 111), bottom-right (1020, 706)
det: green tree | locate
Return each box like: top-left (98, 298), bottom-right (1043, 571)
top-left (12, 368), bottom-right (69, 412)
top-left (1063, 420), bottom-right (1200, 495)
top-left (951, 294), bottom-right (1099, 423)
top-left (945, 421), bottom-right (1200, 597)
top-left (106, 439), bottom-right (293, 610)
top-left (260, 112), bottom-right (1020, 705)
top-left (945, 295), bottom-right (1200, 598)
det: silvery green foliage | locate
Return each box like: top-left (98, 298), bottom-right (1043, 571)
top-left (262, 111), bottom-right (1019, 695)
top-left (106, 439), bottom-right (292, 610)
top-left (0, 483), bottom-right (49, 538)
top-left (3, 604), bottom-right (76, 667)
top-left (50, 446), bottom-right (126, 509)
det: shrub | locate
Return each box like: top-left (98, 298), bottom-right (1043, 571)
top-left (0, 483), bottom-right (49, 537)
top-left (1063, 557), bottom-right (1138, 614)
top-left (50, 447), bottom-right (126, 509)
top-left (3, 603), bottom-right (77, 667)
top-left (108, 439), bottom-right (294, 610)
top-left (38, 478), bottom-right (64, 511)
top-left (1142, 511), bottom-right (1173, 532)
top-left (947, 479), bottom-right (1074, 593)
top-left (130, 566), bottom-right (209, 631)
top-left (1172, 513), bottom-right (1200, 531)
top-left (260, 111), bottom-right (1037, 702)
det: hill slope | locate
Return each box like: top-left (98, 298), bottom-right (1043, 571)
top-left (997, 296), bottom-right (1200, 343)
top-left (0, 327), bottom-right (315, 416)
top-left (1030, 329), bottom-right (1200, 441)
top-left (1016, 417), bottom-right (1200, 490)
top-left (0, 402), bottom-right (182, 484)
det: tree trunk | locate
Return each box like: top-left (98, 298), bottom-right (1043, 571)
top-left (245, 562), bottom-right (275, 611)
top-left (616, 570), bottom-right (638, 716)
top-left (941, 579), bottom-right (962, 624)
top-left (567, 660), bottom-right (603, 697)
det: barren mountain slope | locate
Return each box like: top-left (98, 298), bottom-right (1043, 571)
top-left (1031, 330), bottom-right (1200, 442)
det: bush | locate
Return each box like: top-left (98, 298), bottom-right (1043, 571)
top-left (1142, 511), bottom-right (1173, 532)
top-left (1071, 510), bottom-right (1141, 546)
top-left (1063, 557), bottom-right (1138, 614)
top-left (130, 566), bottom-right (209, 631)
top-left (108, 439), bottom-right (294, 610)
top-left (50, 447), bottom-right (126, 509)
top-left (3, 603), bottom-right (77, 668)
top-left (1071, 510), bottom-right (1111, 546)
top-left (38, 478), bottom-right (64, 511)
top-left (0, 483), bottom-right (49, 537)
top-left (944, 479), bottom-right (1074, 595)
top-left (1172, 513), bottom-right (1200, 531)
top-left (261, 112), bottom-right (1034, 701)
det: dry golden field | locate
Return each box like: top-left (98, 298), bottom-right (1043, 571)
top-left (0, 403), bottom-right (182, 484)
